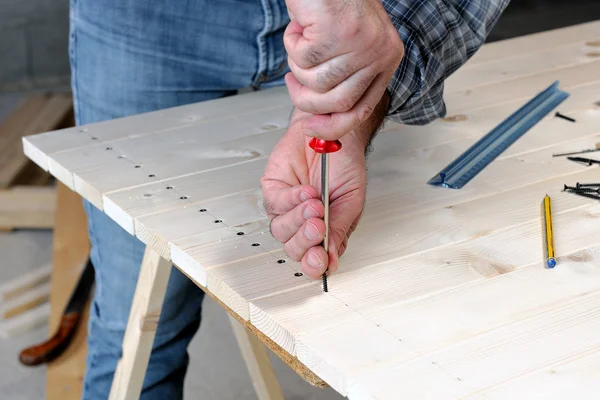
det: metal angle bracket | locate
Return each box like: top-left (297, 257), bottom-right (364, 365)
top-left (428, 81), bottom-right (569, 189)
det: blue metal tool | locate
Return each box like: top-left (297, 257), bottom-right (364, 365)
top-left (428, 81), bottom-right (569, 189)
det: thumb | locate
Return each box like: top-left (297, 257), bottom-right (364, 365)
top-left (326, 193), bottom-right (364, 274)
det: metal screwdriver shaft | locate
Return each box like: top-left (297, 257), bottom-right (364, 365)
top-left (320, 152), bottom-right (330, 292)
top-left (309, 138), bottom-right (342, 292)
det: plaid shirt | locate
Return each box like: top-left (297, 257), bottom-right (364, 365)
top-left (383, 0), bottom-right (510, 125)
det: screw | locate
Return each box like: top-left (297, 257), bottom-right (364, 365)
top-left (577, 182), bottom-right (600, 188)
top-left (555, 112), bottom-right (576, 122)
top-left (564, 184), bottom-right (600, 194)
top-left (322, 273), bottom-right (328, 292)
top-left (294, 272), bottom-right (303, 277)
top-left (576, 187), bottom-right (600, 194)
top-left (567, 190), bottom-right (600, 201)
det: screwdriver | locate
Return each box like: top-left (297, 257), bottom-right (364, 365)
top-left (308, 138), bottom-right (342, 292)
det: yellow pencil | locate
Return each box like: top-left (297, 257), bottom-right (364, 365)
top-left (542, 195), bottom-right (556, 268)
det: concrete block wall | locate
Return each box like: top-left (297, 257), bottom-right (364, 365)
top-left (0, 0), bottom-right (70, 92)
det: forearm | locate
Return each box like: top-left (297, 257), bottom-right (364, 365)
top-left (382, 0), bottom-right (510, 125)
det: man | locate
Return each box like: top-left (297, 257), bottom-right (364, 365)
top-left (69, 0), bottom-right (509, 398)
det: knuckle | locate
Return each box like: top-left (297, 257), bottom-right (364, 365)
top-left (302, 47), bottom-right (324, 68)
top-left (358, 104), bottom-right (374, 123)
top-left (334, 96), bottom-right (353, 113)
top-left (283, 242), bottom-right (302, 261)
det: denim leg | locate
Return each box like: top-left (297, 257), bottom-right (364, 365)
top-left (69, 1), bottom-right (273, 399)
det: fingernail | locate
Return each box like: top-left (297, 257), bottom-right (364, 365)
top-left (304, 221), bottom-right (320, 240)
top-left (307, 251), bottom-right (323, 268)
top-left (303, 205), bottom-right (320, 219)
top-left (300, 191), bottom-right (312, 201)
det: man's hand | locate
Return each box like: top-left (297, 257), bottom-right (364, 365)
top-left (284, 0), bottom-right (403, 141)
top-left (261, 93), bottom-right (389, 279)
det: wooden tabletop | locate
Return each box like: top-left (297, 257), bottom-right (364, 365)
top-left (24, 21), bottom-right (600, 399)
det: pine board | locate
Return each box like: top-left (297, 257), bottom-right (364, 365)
top-left (22, 21), bottom-right (600, 399)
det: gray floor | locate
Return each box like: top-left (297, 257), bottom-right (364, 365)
top-left (0, 229), bottom-right (343, 400)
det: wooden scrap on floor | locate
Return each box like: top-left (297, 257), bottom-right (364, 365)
top-left (0, 303), bottom-right (50, 339)
top-left (0, 93), bottom-right (73, 231)
top-left (0, 264), bottom-right (52, 337)
top-left (0, 264), bottom-right (51, 302)
top-left (0, 94), bottom-right (72, 188)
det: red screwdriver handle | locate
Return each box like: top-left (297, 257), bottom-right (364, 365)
top-left (309, 138), bottom-right (342, 154)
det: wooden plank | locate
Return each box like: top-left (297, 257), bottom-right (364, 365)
top-left (469, 349), bottom-right (600, 399)
top-left (0, 282), bottom-right (50, 320)
top-left (229, 315), bottom-right (285, 400)
top-left (23, 87), bottom-right (291, 172)
top-left (465, 20), bottom-right (600, 66)
top-left (46, 182), bottom-right (90, 400)
top-left (348, 288), bottom-right (600, 399)
top-left (104, 159), bottom-right (268, 234)
top-left (0, 94), bottom-right (72, 188)
top-left (0, 303), bottom-right (50, 339)
top-left (47, 110), bottom-right (287, 194)
top-left (108, 247), bottom-right (172, 400)
top-left (0, 186), bottom-right (56, 230)
top-left (0, 96), bottom-right (48, 188)
top-left (0, 264), bottom-right (51, 302)
top-left (445, 39), bottom-right (600, 93)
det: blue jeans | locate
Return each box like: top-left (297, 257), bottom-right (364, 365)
top-left (69, 1), bottom-right (290, 398)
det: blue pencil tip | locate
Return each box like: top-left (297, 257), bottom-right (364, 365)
top-left (547, 258), bottom-right (556, 268)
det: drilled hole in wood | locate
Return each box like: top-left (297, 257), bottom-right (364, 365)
top-left (294, 272), bottom-right (303, 277)
top-left (135, 165), bottom-right (141, 168)
top-left (199, 208), bottom-right (207, 212)
top-left (106, 147), bottom-right (112, 150)
top-left (91, 136), bottom-right (98, 140)
top-left (144, 193), bottom-right (152, 197)
top-left (237, 232), bottom-right (245, 235)
top-left (251, 243), bottom-right (260, 247)
top-left (277, 259), bottom-right (286, 264)
top-left (166, 186), bottom-right (173, 189)
top-left (214, 219), bottom-right (222, 223)
top-left (148, 174), bottom-right (155, 177)
top-left (180, 196), bottom-right (188, 200)
top-left (80, 128), bottom-right (88, 133)
top-left (117, 155), bottom-right (125, 159)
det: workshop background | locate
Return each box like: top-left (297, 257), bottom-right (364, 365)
top-left (1, 0), bottom-right (599, 399)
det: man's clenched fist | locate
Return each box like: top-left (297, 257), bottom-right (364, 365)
top-left (284, 0), bottom-right (403, 141)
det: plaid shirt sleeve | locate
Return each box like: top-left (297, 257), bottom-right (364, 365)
top-left (382, 0), bottom-right (510, 125)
